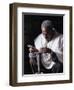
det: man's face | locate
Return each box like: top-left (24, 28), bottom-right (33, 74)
top-left (41, 27), bottom-right (53, 39)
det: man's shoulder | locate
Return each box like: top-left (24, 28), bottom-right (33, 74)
top-left (55, 32), bottom-right (63, 39)
top-left (34, 33), bottom-right (42, 42)
top-left (52, 32), bottom-right (63, 43)
top-left (58, 34), bottom-right (63, 40)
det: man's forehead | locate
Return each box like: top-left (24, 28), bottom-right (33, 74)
top-left (41, 27), bottom-right (52, 32)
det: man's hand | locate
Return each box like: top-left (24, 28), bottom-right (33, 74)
top-left (27, 45), bottom-right (38, 53)
top-left (39, 47), bottom-right (51, 53)
top-left (29, 47), bottom-right (38, 53)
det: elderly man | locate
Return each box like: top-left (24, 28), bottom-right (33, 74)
top-left (29, 20), bottom-right (63, 74)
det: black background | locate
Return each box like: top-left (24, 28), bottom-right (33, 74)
top-left (23, 13), bottom-right (63, 74)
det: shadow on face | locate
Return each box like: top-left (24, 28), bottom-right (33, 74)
top-left (41, 27), bottom-right (54, 39)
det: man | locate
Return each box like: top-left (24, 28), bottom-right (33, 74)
top-left (29, 20), bottom-right (63, 74)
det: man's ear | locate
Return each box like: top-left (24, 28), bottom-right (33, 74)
top-left (52, 27), bottom-right (56, 31)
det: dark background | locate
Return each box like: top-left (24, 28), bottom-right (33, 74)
top-left (23, 13), bottom-right (63, 74)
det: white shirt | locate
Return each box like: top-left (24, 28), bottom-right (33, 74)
top-left (34, 32), bottom-right (63, 69)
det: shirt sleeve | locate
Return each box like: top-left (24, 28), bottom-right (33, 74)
top-left (34, 35), bottom-right (42, 51)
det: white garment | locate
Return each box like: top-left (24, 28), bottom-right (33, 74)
top-left (34, 32), bottom-right (63, 69)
